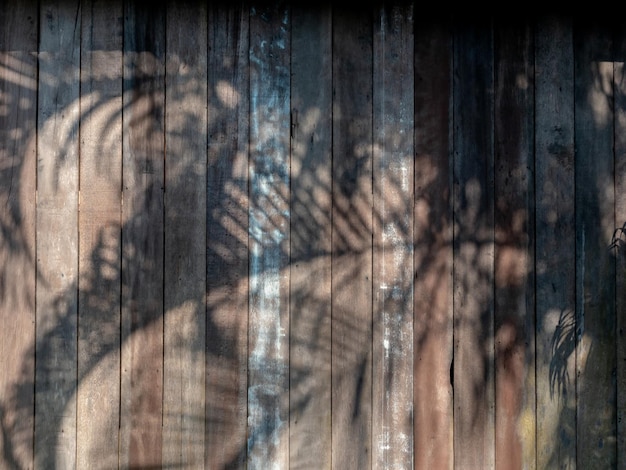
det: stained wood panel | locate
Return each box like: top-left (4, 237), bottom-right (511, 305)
top-left (76, 0), bottom-right (123, 468)
top-left (289, 5), bottom-right (333, 469)
top-left (35, 1), bottom-right (81, 468)
top-left (162, 2), bottom-right (207, 467)
top-left (0, 2), bottom-right (37, 468)
top-left (372, 4), bottom-right (414, 469)
top-left (452, 17), bottom-right (495, 470)
top-left (205, 3), bottom-right (250, 469)
top-left (574, 18), bottom-right (617, 468)
top-left (120, 2), bottom-right (165, 467)
top-left (248, 3), bottom-right (291, 468)
top-left (413, 16), bottom-right (454, 470)
top-left (493, 18), bottom-right (536, 470)
top-left (534, 16), bottom-right (576, 469)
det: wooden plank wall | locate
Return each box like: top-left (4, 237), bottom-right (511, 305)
top-left (2, 2), bottom-right (626, 469)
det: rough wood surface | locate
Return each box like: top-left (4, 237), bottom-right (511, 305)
top-left (35, 2), bottom-right (81, 468)
top-left (534, 16), bottom-right (577, 469)
top-left (372, 5), bottom-right (414, 469)
top-left (289, 5), bottom-right (333, 469)
top-left (247, 3), bottom-right (291, 468)
top-left (331, 6), bottom-right (373, 469)
top-left (162, 3), bottom-right (207, 467)
top-left (493, 18), bottom-right (536, 470)
top-left (574, 18), bottom-right (617, 468)
top-left (76, 1), bottom-right (123, 468)
top-left (0, 9), bottom-right (626, 469)
top-left (413, 17), bottom-right (454, 470)
top-left (615, 24), bottom-right (626, 469)
top-left (0, 2), bottom-right (37, 468)
top-left (205, 4), bottom-right (250, 469)
top-left (119, 2), bottom-right (165, 467)
top-left (452, 17), bottom-right (495, 470)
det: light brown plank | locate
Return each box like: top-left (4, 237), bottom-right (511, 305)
top-left (534, 16), bottom-right (576, 469)
top-left (120, 2), bottom-right (165, 467)
top-left (248, 3), bottom-right (291, 468)
top-left (162, 2), bottom-right (207, 468)
top-left (615, 24), bottom-right (626, 469)
top-left (205, 3), bottom-right (250, 468)
top-left (76, 1), bottom-right (123, 468)
top-left (413, 15), bottom-right (454, 470)
top-left (574, 18), bottom-right (617, 468)
top-left (452, 17), bottom-right (495, 470)
top-left (331, 5), bottom-right (373, 469)
top-left (0, 2), bottom-right (37, 468)
top-left (289, 5), bottom-right (332, 468)
top-left (35, 1), bottom-right (81, 467)
top-left (372, 4), bottom-right (414, 469)
top-left (493, 18), bottom-right (536, 470)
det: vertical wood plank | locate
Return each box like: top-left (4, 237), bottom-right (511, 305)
top-left (289, 5), bottom-right (332, 468)
top-left (205, 3), bottom-right (250, 468)
top-left (535, 16), bottom-right (576, 469)
top-left (76, 0), bottom-right (122, 468)
top-left (120, 2), bottom-right (165, 467)
top-left (35, 1), bottom-right (81, 467)
top-left (372, 4), bottom-right (414, 469)
top-left (163, 2), bottom-right (207, 467)
top-left (331, 5), bottom-right (373, 469)
top-left (248, 3), bottom-right (291, 468)
top-left (452, 16), bottom-right (495, 470)
top-left (413, 15), bottom-right (454, 470)
top-left (493, 18), bottom-right (536, 470)
top-left (614, 23), bottom-right (626, 469)
top-left (0, 2), bottom-right (37, 468)
top-left (574, 18), bottom-right (617, 468)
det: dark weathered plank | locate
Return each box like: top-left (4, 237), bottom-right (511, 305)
top-left (289, 5), bottom-right (332, 468)
top-left (0, 2), bottom-right (37, 468)
top-left (452, 17), bottom-right (495, 470)
top-left (205, 3), bottom-right (250, 468)
top-left (574, 18), bottom-right (617, 468)
top-left (413, 15), bottom-right (454, 470)
top-left (76, 1), bottom-right (122, 468)
top-left (35, 1), bottom-right (80, 468)
top-left (413, 16), bottom-right (455, 470)
top-left (163, 2), bottom-right (207, 467)
top-left (493, 18), bottom-right (536, 470)
top-left (120, 2), bottom-right (165, 467)
top-left (331, 5), bottom-right (373, 469)
top-left (372, 5), bottom-right (414, 469)
top-left (534, 16), bottom-right (576, 469)
top-left (247, 3), bottom-right (291, 468)
top-left (615, 25), bottom-right (626, 469)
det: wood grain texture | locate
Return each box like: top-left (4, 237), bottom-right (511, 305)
top-left (574, 18), bottom-right (617, 468)
top-left (248, 3), bottom-right (291, 468)
top-left (615, 24), bottom-right (626, 470)
top-left (331, 6), bottom-right (373, 469)
top-left (452, 16), bottom-right (495, 470)
top-left (372, 5), bottom-right (414, 469)
top-left (289, 5), bottom-right (333, 469)
top-left (413, 16), bottom-right (454, 470)
top-left (493, 18), bottom-right (536, 470)
top-left (534, 16), bottom-right (576, 469)
top-left (120, 2), bottom-right (165, 467)
top-left (35, 1), bottom-right (81, 468)
top-left (76, 1), bottom-right (123, 468)
top-left (163, 2), bottom-right (207, 467)
top-left (0, 2), bottom-right (37, 468)
top-left (205, 3), bottom-right (250, 469)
